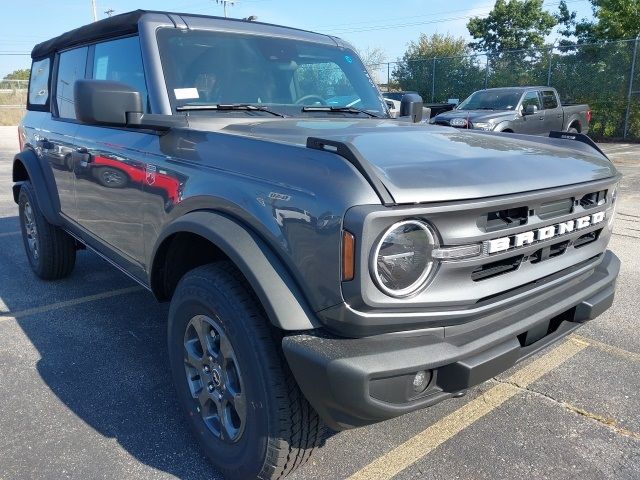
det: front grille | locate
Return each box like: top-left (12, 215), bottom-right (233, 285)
top-left (530, 240), bottom-right (570, 264)
top-left (351, 178), bottom-right (615, 310)
top-left (480, 206), bottom-right (529, 232)
top-left (574, 228), bottom-right (602, 248)
top-left (471, 255), bottom-right (524, 281)
top-left (538, 197), bottom-right (574, 220)
top-left (580, 190), bottom-right (607, 209)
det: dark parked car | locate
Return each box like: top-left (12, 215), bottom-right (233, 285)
top-left (14, 10), bottom-right (620, 480)
top-left (431, 86), bottom-right (591, 134)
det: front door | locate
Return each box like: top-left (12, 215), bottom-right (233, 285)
top-left (72, 36), bottom-right (151, 268)
top-left (518, 90), bottom-right (545, 135)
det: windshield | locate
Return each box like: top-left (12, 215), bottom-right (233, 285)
top-left (157, 28), bottom-right (387, 117)
top-left (457, 89), bottom-right (523, 111)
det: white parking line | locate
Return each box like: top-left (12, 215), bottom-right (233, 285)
top-left (347, 338), bottom-right (588, 480)
top-left (0, 286), bottom-right (144, 322)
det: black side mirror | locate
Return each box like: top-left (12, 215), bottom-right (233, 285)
top-left (523, 104), bottom-right (538, 116)
top-left (400, 93), bottom-right (424, 123)
top-left (74, 79), bottom-right (143, 126)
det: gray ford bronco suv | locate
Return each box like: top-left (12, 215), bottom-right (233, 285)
top-left (14, 10), bottom-right (620, 480)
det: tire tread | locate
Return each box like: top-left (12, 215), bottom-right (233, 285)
top-left (173, 262), bottom-right (324, 480)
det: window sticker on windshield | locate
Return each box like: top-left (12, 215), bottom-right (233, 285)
top-left (344, 55), bottom-right (353, 64)
top-left (174, 88), bottom-right (199, 100)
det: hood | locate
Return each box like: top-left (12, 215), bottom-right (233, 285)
top-left (219, 118), bottom-right (617, 204)
top-left (434, 109), bottom-right (516, 124)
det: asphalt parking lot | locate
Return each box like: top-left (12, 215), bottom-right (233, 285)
top-left (0, 126), bottom-right (638, 480)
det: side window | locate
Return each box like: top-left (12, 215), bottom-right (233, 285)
top-left (521, 91), bottom-right (541, 110)
top-left (55, 47), bottom-right (88, 120)
top-left (92, 36), bottom-right (149, 112)
top-left (28, 58), bottom-right (50, 108)
top-left (541, 90), bottom-right (559, 109)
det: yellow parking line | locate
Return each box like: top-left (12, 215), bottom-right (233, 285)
top-left (346, 338), bottom-right (588, 480)
top-left (571, 334), bottom-right (640, 363)
top-left (0, 286), bottom-right (144, 321)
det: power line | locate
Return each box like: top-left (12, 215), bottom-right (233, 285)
top-left (323, 0), bottom-right (588, 35)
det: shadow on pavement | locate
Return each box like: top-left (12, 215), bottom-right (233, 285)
top-left (1, 216), bottom-right (223, 479)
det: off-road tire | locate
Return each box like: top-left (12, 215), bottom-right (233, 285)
top-left (18, 181), bottom-right (76, 280)
top-left (168, 262), bottom-right (325, 480)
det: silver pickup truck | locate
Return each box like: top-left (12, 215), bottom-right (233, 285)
top-left (431, 86), bottom-right (591, 135)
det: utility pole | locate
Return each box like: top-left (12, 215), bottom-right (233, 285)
top-left (91, 0), bottom-right (98, 21)
top-left (216, 0), bottom-right (236, 18)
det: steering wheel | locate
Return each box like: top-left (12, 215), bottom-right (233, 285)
top-left (295, 94), bottom-right (326, 106)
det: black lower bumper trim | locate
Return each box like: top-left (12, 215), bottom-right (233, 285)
top-left (283, 251), bottom-right (619, 431)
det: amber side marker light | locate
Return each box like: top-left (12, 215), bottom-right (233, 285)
top-left (342, 230), bottom-right (355, 281)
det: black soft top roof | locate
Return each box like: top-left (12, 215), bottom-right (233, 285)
top-left (31, 10), bottom-right (147, 59)
top-left (31, 9), bottom-right (338, 60)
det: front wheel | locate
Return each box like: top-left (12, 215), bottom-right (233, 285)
top-left (168, 262), bottom-right (324, 480)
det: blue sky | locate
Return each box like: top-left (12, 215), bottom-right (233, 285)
top-left (0, 0), bottom-right (594, 78)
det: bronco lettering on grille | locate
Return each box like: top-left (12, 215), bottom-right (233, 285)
top-left (484, 211), bottom-right (605, 254)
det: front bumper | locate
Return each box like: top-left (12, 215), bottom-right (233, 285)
top-left (283, 251), bottom-right (619, 431)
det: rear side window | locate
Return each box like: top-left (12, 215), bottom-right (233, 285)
top-left (541, 90), bottom-right (559, 109)
top-left (92, 36), bottom-right (149, 112)
top-left (28, 58), bottom-right (50, 109)
top-left (55, 47), bottom-right (88, 120)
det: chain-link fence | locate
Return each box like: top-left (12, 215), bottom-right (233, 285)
top-left (369, 38), bottom-right (640, 141)
top-left (0, 79), bottom-right (28, 126)
top-left (3, 40), bottom-right (640, 139)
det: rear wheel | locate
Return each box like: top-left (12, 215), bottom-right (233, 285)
top-left (168, 262), bottom-right (324, 480)
top-left (567, 126), bottom-right (579, 133)
top-left (18, 182), bottom-right (76, 279)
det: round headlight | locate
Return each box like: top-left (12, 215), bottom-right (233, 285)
top-left (371, 220), bottom-right (437, 297)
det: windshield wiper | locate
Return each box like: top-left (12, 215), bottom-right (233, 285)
top-left (176, 103), bottom-right (286, 117)
top-left (301, 106), bottom-right (381, 118)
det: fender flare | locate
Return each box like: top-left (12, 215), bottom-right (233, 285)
top-left (13, 150), bottom-right (62, 225)
top-left (150, 210), bottom-right (321, 331)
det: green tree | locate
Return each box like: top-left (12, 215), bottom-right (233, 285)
top-left (3, 68), bottom-right (30, 81)
top-left (557, 0), bottom-right (640, 43)
top-left (467, 0), bottom-right (557, 53)
top-left (554, 0), bottom-right (640, 139)
top-left (392, 34), bottom-right (482, 101)
top-left (358, 47), bottom-right (387, 67)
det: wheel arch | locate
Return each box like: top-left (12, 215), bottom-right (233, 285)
top-left (149, 210), bottom-right (321, 331)
top-left (493, 121), bottom-right (513, 133)
top-left (568, 119), bottom-right (582, 132)
top-left (13, 150), bottom-right (62, 225)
